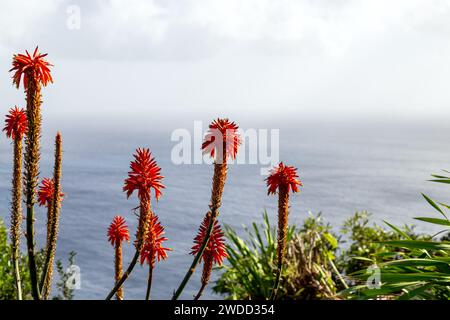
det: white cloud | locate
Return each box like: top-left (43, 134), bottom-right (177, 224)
top-left (1, 0), bottom-right (450, 60)
top-left (0, 0), bottom-right (62, 54)
top-left (1, 0), bottom-right (450, 120)
top-left (93, 0), bottom-right (169, 44)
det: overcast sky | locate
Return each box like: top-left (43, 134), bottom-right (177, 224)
top-left (0, 0), bottom-right (450, 127)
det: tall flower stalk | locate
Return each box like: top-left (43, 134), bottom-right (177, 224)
top-left (139, 215), bottom-right (171, 300)
top-left (105, 148), bottom-right (164, 300)
top-left (266, 162), bottom-right (302, 299)
top-left (191, 214), bottom-right (227, 300)
top-left (10, 47), bottom-right (53, 300)
top-left (3, 106), bottom-right (28, 300)
top-left (39, 132), bottom-right (63, 299)
top-left (108, 216), bottom-right (130, 300)
top-left (172, 118), bottom-right (240, 300)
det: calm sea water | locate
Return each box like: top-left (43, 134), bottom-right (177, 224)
top-left (0, 119), bottom-right (449, 299)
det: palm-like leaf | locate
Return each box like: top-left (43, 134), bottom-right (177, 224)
top-left (345, 171), bottom-right (450, 300)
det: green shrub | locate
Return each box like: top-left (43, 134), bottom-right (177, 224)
top-left (213, 210), bottom-right (428, 300)
top-left (0, 219), bottom-right (35, 299)
top-left (344, 171), bottom-right (450, 300)
top-left (337, 211), bottom-right (423, 277)
top-left (213, 212), bottom-right (294, 299)
top-left (213, 212), bottom-right (342, 299)
top-left (283, 213), bottom-right (342, 299)
top-left (0, 219), bottom-right (75, 300)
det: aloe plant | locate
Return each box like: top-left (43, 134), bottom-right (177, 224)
top-left (213, 212), bottom-right (293, 299)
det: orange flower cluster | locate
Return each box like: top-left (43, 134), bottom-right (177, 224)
top-left (202, 118), bottom-right (241, 161)
top-left (3, 106), bottom-right (27, 140)
top-left (38, 178), bottom-right (65, 208)
top-left (266, 162), bottom-right (302, 195)
top-left (191, 215), bottom-right (227, 266)
top-left (108, 216), bottom-right (130, 247)
top-left (140, 215), bottom-right (171, 267)
top-left (10, 47), bottom-right (53, 89)
top-left (123, 148), bottom-right (165, 201)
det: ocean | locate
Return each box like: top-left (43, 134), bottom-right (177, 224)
top-left (1, 118), bottom-right (449, 299)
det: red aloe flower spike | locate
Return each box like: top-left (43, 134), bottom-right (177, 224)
top-left (108, 216), bottom-right (130, 247)
top-left (38, 176), bottom-right (65, 274)
top-left (106, 148), bottom-right (165, 300)
top-left (40, 132), bottom-right (63, 299)
top-left (202, 118), bottom-right (241, 161)
top-left (11, 47), bottom-right (53, 300)
top-left (107, 216), bottom-right (129, 300)
top-left (10, 47), bottom-right (53, 89)
top-left (123, 148), bottom-right (165, 202)
top-left (191, 214), bottom-right (227, 300)
top-left (123, 148), bottom-right (164, 250)
top-left (139, 215), bottom-right (171, 300)
top-left (172, 119), bottom-right (238, 300)
top-left (266, 162), bottom-right (302, 300)
top-left (6, 106), bottom-right (27, 299)
top-left (266, 162), bottom-right (302, 195)
top-left (3, 106), bottom-right (27, 140)
top-left (38, 178), bottom-right (65, 208)
top-left (140, 215), bottom-right (171, 267)
top-left (191, 214), bottom-right (227, 266)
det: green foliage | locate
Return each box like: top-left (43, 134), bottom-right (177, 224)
top-left (337, 211), bottom-right (423, 277)
top-left (0, 219), bottom-right (75, 300)
top-left (0, 219), bottom-right (36, 300)
top-left (283, 213), bottom-right (341, 299)
top-left (54, 251), bottom-right (77, 300)
top-left (213, 212), bottom-right (342, 299)
top-left (213, 210), bottom-right (428, 300)
top-left (344, 171), bottom-right (450, 300)
top-left (213, 211), bottom-right (295, 299)
top-left (0, 219), bottom-right (15, 299)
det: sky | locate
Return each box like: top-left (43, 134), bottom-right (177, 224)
top-left (0, 0), bottom-right (450, 128)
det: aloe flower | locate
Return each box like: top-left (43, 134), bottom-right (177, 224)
top-left (106, 148), bottom-right (164, 300)
top-left (172, 118), bottom-right (240, 300)
top-left (3, 106), bottom-right (27, 300)
top-left (10, 47), bottom-right (53, 89)
top-left (38, 178), bottom-right (65, 250)
top-left (4, 106), bottom-right (27, 139)
top-left (123, 148), bottom-right (164, 251)
top-left (201, 118), bottom-right (240, 215)
top-left (266, 162), bottom-right (302, 299)
top-left (108, 216), bottom-right (130, 300)
top-left (10, 47), bottom-right (53, 299)
top-left (191, 214), bottom-right (227, 300)
top-left (139, 215), bottom-right (171, 300)
top-left (39, 132), bottom-right (63, 299)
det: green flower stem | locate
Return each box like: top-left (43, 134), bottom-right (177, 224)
top-left (26, 205), bottom-right (40, 300)
top-left (145, 265), bottom-right (154, 300)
